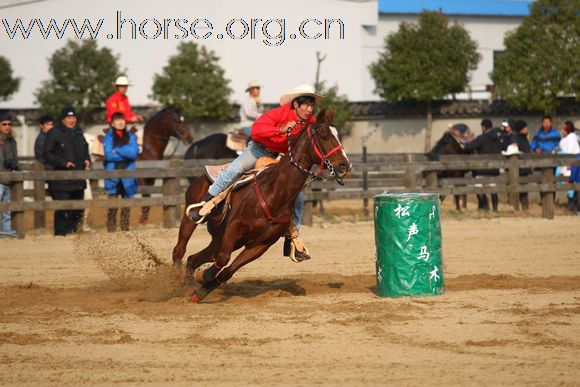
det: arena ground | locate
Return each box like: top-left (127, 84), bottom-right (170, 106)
top-left (0, 201), bottom-right (578, 385)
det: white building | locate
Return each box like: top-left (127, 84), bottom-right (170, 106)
top-left (0, 0), bottom-right (530, 109)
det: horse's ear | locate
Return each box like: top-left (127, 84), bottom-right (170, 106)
top-left (316, 109), bottom-right (327, 123)
top-left (325, 109), bottom-right (334, 123)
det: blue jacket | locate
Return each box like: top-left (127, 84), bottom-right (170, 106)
top-left (530, 128), bottom-right (561, 153)
top-left (103, 130), bottom-right (139, 197)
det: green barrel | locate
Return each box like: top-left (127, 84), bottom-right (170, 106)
top-left (374, 193), bottom-right (444, 297)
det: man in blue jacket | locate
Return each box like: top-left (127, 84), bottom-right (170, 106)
top-left (531, 116), bottom-right (561, 154)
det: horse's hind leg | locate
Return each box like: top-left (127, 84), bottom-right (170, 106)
top-left (172, 214), bottom-right (198, 269)
top-left (189, 243), bottom-right (272, 303)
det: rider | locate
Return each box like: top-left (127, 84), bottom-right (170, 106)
top-left (187, 84), bottom-right (323, 262)
top-left (105, 76), bottom-right (145, 124)
top-left (240, 80), bottom-right (264, 138)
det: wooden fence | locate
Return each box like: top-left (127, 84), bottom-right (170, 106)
top-left (1, 153), bottom-right (579, 239)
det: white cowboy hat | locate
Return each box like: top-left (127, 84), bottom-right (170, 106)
top-left (279, 84), bottom-right (324, 106)
top-left (245, 80), bottom-right (261, 92)
top-left (502, 143), bottom-right (523, 156)
top-left (113, 76), bottom-right (132, 86)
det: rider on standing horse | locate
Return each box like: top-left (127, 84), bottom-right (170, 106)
top-left (105, 76), bottom-right (145, 124)
top-left (187, 84), bottom-right (323, 262)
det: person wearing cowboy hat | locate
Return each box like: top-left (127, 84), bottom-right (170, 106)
top-left (240, 80), bottom-right (264, 138)
top-left (105, 75), bottom-right (144, 124)
top-left (187, 84), bottom-right (324, 262)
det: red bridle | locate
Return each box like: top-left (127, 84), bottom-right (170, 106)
top-left (306, 124), bottom-right (345, 177)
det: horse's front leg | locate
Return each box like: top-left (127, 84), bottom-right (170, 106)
top-left (187, 243), bottom-right (272, 303)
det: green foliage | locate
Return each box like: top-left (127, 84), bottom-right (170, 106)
top-left (35, 40), bottom-right (120, 122)
top-left (491, 0), bottom-right (580, 114)
top-left (315, 81), bottom-right (352, 135)
top-left (151, 42), bottom-right (232, 121)
top-left (369, 11), bottom-right (481, 102)
top-left (0, 56), bottom-right (20, 102)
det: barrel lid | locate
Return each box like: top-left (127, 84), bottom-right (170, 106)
top-left (374, 193), bottom-right (439, 202)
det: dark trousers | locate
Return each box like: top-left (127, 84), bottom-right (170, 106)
top-left (107, 182), bottom-right (131, 232)
top-left (51, 190), bottom-right (84, 236)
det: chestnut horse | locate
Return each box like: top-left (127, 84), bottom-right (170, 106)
top-left (172, 110), bottom-right (351, 303)
top-left (138, 107), bottom-right (193, 223)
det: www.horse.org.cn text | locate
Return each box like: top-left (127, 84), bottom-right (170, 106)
top-left (1, 11), bottom-right (346, 46)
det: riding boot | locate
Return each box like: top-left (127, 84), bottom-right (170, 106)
top-left (491, 194), bottom-right (499, 212)
top-left (186, 192), bottom-right (214, 224)
top-left (283, 222), bottom-right (311, 263)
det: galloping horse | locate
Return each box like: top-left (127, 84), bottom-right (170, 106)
top-left (138, 107), bottom-right (193, 223)
top-left (427, 127), bottom-right (472, 211)
top-left (172, 110), bottom-right (351, 303)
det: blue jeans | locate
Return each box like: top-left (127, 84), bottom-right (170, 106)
top-left (0, 184), bottom-right (15, 236)
top-left (208, 140), bottom-right (304, 230)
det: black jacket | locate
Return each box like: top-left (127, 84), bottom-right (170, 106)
top-left (464, 128), bottom-right (506, 176)
top-left (43, 123), bottom-right (90, 191)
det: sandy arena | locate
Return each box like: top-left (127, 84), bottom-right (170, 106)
top-left (0, 202), bottom-right (579, 385)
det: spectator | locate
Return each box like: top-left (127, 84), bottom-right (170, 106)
top-left (103, 112), bottom-right (139, 232)
top-left (512, 120), bottom-right (532, 210)
top-left (0, 112), bottom-right (19, 237)
top-left (240, 80), bottom-right (264, 138)
top-left (531, 115), bottom-right (561, 154)
top-left (105, 76), bottom-right (144, 124)
top-left (569, 155), bottom-right (580, 215)
top-left (557, 120), bottom-right (579, 211)
top-left (465, 118), bottom-right (506, 211)
top-left (34, 115), bottom-right (54, 165)
top-left (44, 107), bottom-right (91, 236)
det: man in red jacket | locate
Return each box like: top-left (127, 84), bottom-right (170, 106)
top-left (188, 84), bottom-right (323, 262)
top-left (105, 76), bottom-right (144, 124)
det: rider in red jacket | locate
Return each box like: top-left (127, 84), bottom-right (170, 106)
top-left (105, 76), bottom-right (144, 124)
top-left (188, 84), bottom-right (323, 262)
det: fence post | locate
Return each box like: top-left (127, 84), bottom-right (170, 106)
top-left (303, 186), bottom-right (313, 226)
top-left (10, 178), bottom-right (24, 239)
top-left (162, 160), bottom-right (181, 228)
top-left (31, 161), bottom-right (46, 229)
top-left (403, 154), bottom-right (416, 191)
top-left (425, 170), bottom-right (438, 190)
top-left (541, 167), bottom-right (555, 219)
top-left (507, 155), bottom-right (520, 211)
top-left (362, 144), bottom-right (369, 217)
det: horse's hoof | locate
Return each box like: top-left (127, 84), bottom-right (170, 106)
top-left (185, 289), bottom-right (201, 303)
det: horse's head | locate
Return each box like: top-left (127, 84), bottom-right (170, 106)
top-left (168, 108), bottom-right (193, 145)
top-left (305, 109), bottom-right (351, 185)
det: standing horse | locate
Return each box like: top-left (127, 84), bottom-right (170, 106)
top-left (138, 107), bottom-right (193, 223)
top-left (183, 133), bottom-right (238, 161)
top-left (427, 131), bottom-right (470, 211)
top-left (172, 110), bottom-right (351, 303)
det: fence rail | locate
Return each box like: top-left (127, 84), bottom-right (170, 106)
top-left (1, 153), bottom-right (579, 238)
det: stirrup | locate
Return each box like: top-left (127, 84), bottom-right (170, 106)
top-left (284, 236), bottom-right (311, 263)
top-left (186, 201), bottom-right (208, 224)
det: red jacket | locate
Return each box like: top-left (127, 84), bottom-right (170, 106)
top-left (105, 91), bottom-right (138, 123)
top-left (251, 103), bottom-right (316, 153)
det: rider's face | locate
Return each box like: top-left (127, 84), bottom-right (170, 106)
top-left (294, 102), bottom-right (315, 121)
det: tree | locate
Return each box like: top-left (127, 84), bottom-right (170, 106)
top-left (151, 42), bottom-right (232, 121)
top-left (369, 11), bottom-right (480, 151)
top-left (491, 0), bottom-right (580, 115)
top-left (313, 52), bottom-right (352, 135)
top-left (0, 56), bottom-right (20, 102)
top-left (36, 40), bottom-right (121, 122)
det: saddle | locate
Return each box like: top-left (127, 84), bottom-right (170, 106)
top-left (200, 156), bottom-right (279, 225)
top-left (226, 130), bottom-right (249, 152)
